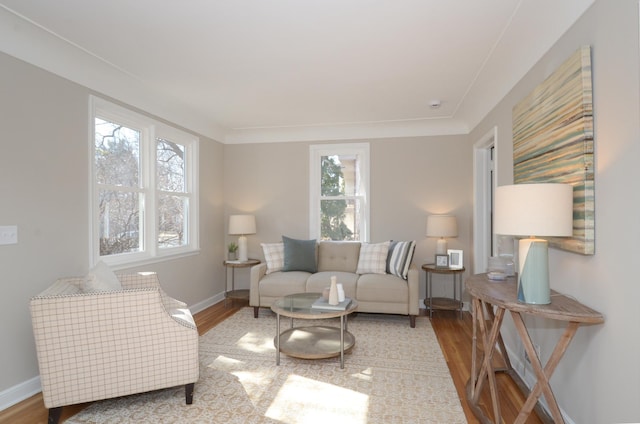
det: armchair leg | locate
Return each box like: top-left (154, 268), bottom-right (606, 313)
top-left (185, 383), bottom-right (195, 404)
top-left (48, 407), bottom-right (62, 424)
top-left (410, 315), bottom-right (416, 328)
top-left (253, 307), bottom-right (259, 318)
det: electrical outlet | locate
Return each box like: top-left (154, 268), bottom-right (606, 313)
top-left (0, 226), bottom-right (18, 245)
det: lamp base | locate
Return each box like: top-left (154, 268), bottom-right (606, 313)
top-left (237, 235), bottom-right (248, 262)
top-left (435, 238), bottom-right (448, 255)
top-left (517, 238), bottom-right (550, 304)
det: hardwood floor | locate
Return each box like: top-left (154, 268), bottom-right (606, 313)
top-left (0, 299), bottom-right (542, 424)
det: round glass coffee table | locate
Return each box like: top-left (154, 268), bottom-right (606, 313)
top-left (271, 292), bottom-right (358, 369)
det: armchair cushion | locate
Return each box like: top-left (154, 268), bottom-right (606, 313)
top-left (83, 261), bottom-right (122, 292)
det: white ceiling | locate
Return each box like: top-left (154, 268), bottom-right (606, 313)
top-left (0, 0), bottom-right (594, 143)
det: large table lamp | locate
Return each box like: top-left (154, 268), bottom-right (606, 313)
top-left (426, 215), bottom-right (458, 255)
top-left (494, 183), bottom-right (573, 304)
top-left (228, 215), bottom-right (256, 262)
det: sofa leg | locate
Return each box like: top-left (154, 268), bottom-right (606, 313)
top-left (185, 383), bottom-right (195, 404)
top-left (410, 315), bottom-right (416, 328)
top-left (48, 407), bottom-right (62, 424)
top-left (253, 306), bottom-right (259, 318)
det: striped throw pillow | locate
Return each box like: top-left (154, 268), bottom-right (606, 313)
top-left (386, 240), bottom-right (416, 280)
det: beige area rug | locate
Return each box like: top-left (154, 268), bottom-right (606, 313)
top-left (67, 307), bottom-right (466, 423)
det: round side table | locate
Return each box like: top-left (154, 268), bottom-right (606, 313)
top-left (422, 264), bottom-right (465, 319)
top-left (223, 258), bottom-right (260, 306)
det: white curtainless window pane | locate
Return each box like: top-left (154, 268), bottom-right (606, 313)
top-left (99, 189), bottom-right (142, 255)
top-left (95, 119), bottom-right (140, 187)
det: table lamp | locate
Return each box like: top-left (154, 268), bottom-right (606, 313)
top-left (228, 215), bottom-right (256, 262)
top-left (426, 215), bottom-right (458, 255)
top-left (494, 183), bottom-right (573, 304)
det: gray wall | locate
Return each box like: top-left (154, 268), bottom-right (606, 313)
top-left (469, 0), bottom-right (640, 422)
top-left (0, 51), bottom-right (226, 397)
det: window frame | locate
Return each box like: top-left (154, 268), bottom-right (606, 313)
top-left (89, 96), bottom-right (199, 269)
top-left (309, 143), bottom-right (370, 242)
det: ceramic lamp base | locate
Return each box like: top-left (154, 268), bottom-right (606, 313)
top-left (435, 238), bottom-right (448, 255)
top-left (237, 235), bottom-right (248, 262)
top-left (517, 238), bottom-right (550, 304)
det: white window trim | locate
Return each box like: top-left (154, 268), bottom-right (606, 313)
top-left (309, 143), bottom-right (370, 242)
top-left (89, 96), bottom-right (199, 269)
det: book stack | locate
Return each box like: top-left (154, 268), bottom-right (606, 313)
top-left (311, 297), bottom-right (352, 311)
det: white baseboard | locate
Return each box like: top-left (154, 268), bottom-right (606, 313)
top-left (189, 292), bottom-right (225, 315)
top-left (0, 375), bottom-right (41, 411)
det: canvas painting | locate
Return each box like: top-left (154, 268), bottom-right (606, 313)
top-left (512, 46), bottom-right (594, 255)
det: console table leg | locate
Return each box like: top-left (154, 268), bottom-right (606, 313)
top-left (511, 312), bottom-right (579, 424)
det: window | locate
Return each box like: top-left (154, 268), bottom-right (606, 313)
top-left (90, 96), bottom-right (199, 267)
top-left (309, 143), bottom-right (369, 241)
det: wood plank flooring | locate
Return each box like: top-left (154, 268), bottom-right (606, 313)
top-left (0, 299), bottom-right (542, 424)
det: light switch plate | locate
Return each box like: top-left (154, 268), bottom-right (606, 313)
top-left (0, 226), bottom-right (18, 245)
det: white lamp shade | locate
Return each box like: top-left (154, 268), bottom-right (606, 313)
top-left (426, 215), bottom-right (458, 238)
top-left (228, 215), bottom-right (256, 235)
top-left (494, 184), bottom-right (573, 237)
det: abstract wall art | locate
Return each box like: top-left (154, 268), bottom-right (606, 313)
top-left (512, 46), bottom-right (594, 255)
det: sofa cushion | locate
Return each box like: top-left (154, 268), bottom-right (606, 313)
top-left (356, 273), bottom-right (409, 303)
top-left (317, 241), bottom-right (361, 273)
top-left (261, 242), bottom-right (284, 274)
top-left (386, 240), bottom-right (416, 280)
top-left (306, 271), bottom-right (359, 299)
top-left (258, 271), bottom-right (310, 297)
top-left (282, 236), bottom-right (318, 273)
top-left (356, 241), bottom-right (390, 275)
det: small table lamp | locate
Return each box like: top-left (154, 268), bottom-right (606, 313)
top-left (426, 215), bottom-right (458, 255)
top-left (494, 183), bottom-right (573, 304)
top-left (228, 215), bottom-right (256, 262)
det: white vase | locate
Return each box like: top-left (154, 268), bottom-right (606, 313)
top-left (329, 276), bottom-right (339, 305)
top-left (337, 283), bottom-right (345, 302)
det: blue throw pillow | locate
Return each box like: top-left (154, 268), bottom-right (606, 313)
top-left (282, 236), bottom-right (317, 273)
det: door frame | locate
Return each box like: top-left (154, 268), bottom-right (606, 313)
top-left (473, 126), bottom-right (498, 274)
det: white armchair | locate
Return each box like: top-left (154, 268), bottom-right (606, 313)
top-left (30, 272), bottom-right (199, 424)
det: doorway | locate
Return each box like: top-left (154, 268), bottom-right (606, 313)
top-left (473, 127), bottom-right (498, 274)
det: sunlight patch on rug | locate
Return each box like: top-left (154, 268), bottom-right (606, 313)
top-left (266, 374), bottom-right (368, 423)
top-left (67, 307), bottom-right (467, 423)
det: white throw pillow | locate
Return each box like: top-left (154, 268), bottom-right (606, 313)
top-left (261, 242), bottom-right (284, 274)
top-left (356, 241), bottom-right (391, 275)
top-left (84, 261), bottom-right (122, 292)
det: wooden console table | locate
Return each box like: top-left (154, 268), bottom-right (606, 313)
top-left (466, 273), bottom-right (603, 424)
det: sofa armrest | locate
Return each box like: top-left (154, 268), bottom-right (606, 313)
top-left (250, 263), bottom-right (267, 307)
top-left (407, 263), bottom-right (420, 316)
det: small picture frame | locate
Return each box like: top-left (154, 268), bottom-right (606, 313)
top-left (448, 249), bottom-right (463, 269)
top-left (435, 254), bottom-right (449, 268)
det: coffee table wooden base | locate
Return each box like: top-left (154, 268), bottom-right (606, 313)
top-left (275, 326), bottom-right (355, 360)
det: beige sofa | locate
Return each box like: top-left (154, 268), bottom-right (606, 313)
top-left (30, 272), bottom-right (199, 424)
top-left (250, 241), bottom-right (419, 327)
